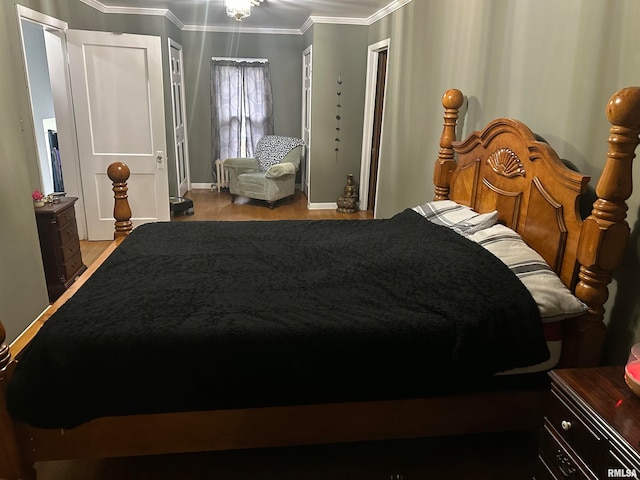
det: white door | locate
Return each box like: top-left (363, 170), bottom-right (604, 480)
top-left (169, 39), bottom-right (190, 197)
top-left (67, 30), bottom-right (169, 240)
top-left (301, 46), bottom-right (312, 199)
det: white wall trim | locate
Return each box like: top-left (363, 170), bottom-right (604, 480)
top-left (212, 57), bottom-right (269, 63)
top-left (183, 24), bottom-right (302, 35)
top-left (190, 182), bottom-right (214, 190)
top-left (359, 38), bottom-right (391, 215)
top-left (308, 15), bottom-right (369, 26)
top-left (308, 202), bottom-right (338, 210)
top-left (367, 0), bottom-right (413, 25)
top-left (79, 0), bottom-right (413, 34)
top-left (16, 4), bottom-right (68, 30)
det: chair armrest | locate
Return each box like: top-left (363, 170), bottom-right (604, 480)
top-left (265, 162), bottom-right (297, 179)
top-left (223, 157), bottom-right (259, 170)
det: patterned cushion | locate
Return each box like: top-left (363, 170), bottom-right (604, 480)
top-left (256, 135), bottom-right (305, 172)
top-left (413, 200), bottom-right (498, 235)
top-left (467, 224), bottom-right (588, 323)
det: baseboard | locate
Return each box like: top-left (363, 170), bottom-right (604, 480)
top-left (190, 183), bottom-right (214, 190)
top-left (308, 202), bottom-right (338, 210)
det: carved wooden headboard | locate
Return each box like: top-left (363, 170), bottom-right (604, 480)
top-left (452, 118), bottom-right (588, 290)
top-left (433, 87), bottom-right (640, 366)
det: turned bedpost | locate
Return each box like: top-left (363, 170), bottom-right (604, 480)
top-left (107, 162), bottom-right (133, 239)
top-left (433, 88), bottom-right (465, 201)
top-left (565, 87), bottom-right (640, 367)
top-left (0, 322), bottom-right (36, 480)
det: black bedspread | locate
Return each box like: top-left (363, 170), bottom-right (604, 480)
top-left (7, 209), bottom-right (549, 428)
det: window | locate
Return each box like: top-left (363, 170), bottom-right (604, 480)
top-left (210, 58), bottom-right (274, 161)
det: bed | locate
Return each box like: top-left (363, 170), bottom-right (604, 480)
top-left (1, 86), bottom-right (639, 479)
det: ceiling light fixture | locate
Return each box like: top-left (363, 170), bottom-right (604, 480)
top-left (225, 0), bottom-right (264, 21)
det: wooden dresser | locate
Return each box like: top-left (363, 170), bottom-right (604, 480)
top-left (534, 367), bottom-right (640, 479)
top-left (34, 197), bottom-right (87, 303)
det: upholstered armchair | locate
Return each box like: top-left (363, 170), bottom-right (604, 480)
top-left (223, 135), bottom-right (305, 208)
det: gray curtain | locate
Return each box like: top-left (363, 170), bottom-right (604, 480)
top-left (211, 60), bottom-right (274, 162)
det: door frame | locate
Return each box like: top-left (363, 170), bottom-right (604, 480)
top-left (359, 38), bottom-right (390, 216)
top-left (16, 5), bottom-right (86, 239)
top-left (301, 45), bottom-right (312, 204)
top-left (168, 38), bottom-right (191, 197)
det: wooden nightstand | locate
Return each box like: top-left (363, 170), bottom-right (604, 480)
top-left (534, 367), bottom-right (640, 479)
top-left (34, 197), bottom-right (87, 302)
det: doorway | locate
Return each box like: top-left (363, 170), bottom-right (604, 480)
top-left (359, 39), bottom-right (390, 216)
top-left (169, 39), bottom-right (191, 197)
top-left (17, 6), bottom-right (86, 238)
top-left (301, 45), bottom-right (312, 200)
top-left (18, 6), bottom-right (171, 241)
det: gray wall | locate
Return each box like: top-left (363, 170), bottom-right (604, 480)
top-left (304, 24), bottom-right (368, 204)
top-left (181, 30), bottom-right (303, 184)
top-left (1, 1), bottom-right (55, 342)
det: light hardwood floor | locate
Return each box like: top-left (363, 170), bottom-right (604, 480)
top-left (80, 189), bottom-right (372, 266)
top-left (172, 189), bottom-right (373, 222)
top-left (64, 190), bottom-right (538, 479)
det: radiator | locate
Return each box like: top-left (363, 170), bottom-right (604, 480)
top-left (214, 159), bottom-right (230, 192)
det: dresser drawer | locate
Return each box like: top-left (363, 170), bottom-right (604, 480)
top-left (539, 420), bottom-right (597, 480)
top-left (547, 385), bottom-right (606, 470)
top-left (58, 218), bottom-right (79, 246)
top-left (60, 235), bottom-right (81, 263)
top-left (62, 251), bottom-right (84, 281)
top-left (55, 204), bottom-right (77, 228)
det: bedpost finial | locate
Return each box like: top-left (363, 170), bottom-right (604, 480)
top-left (107, 162), bottom-right (133, 239)
top-left (442, 89), bottom-right (464, 110)
top-left (107, 162), bottom-right (131, 184)
top-left (607, 86), bottom-right (640, 130)
top-left (434, 89), bottom-right (464, 201)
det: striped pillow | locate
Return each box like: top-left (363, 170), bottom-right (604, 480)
top-left (467, 224), bottom-right (588, 323)
top-left (412, 200), bottom-right (498, 235)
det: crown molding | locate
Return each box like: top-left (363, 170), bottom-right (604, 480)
top-left (79, 0), bottom-right (184, 29)
top-left (79, 0), bottom-right (413, 35)
top-left (368, 0), bottom-right (413, 24)
top-left (308, 16), bottom-right (369, 26)
top-left (79, 0), bottom-right (106, 13)
top-left (183, 24), bottom-right (302, 35)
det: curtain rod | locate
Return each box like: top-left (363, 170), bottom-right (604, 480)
top-left (211, 57), bottom-right (268, 63)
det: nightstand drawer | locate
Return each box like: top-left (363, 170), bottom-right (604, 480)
top-left (547, 385), bottom-right (606, 470)
top-left (533, 455), bottom-right (557, 480)
top-left (539, 420), bottom-right (597, 480)
top-left (538, 369), bottom-right (640, 480)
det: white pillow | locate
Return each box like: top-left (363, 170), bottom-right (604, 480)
top-left (413, 200), bottom-right (498, 235)
top-left (467, 224), bottom-right (588, 323)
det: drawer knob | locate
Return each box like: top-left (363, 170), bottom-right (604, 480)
top-left (561, 420), bottom-right (572, 431)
